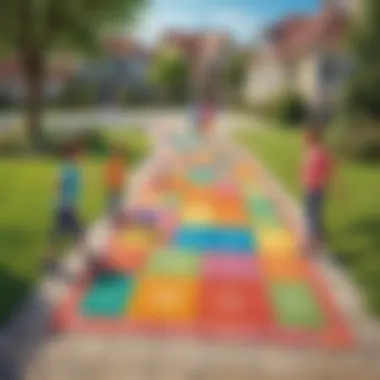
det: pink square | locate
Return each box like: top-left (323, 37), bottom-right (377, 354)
top-left (157, 213), bottom-right (177, 238)
top-left (202, 256), bottom-right (257, 278)
top-left (216, 181), bottom-right (238, 197)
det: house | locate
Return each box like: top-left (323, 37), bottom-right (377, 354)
top-left (0, 57), bottom-right (76, 106)
top-left (74, 36), bottom-right (152, 104)
top-left (244, 0), bottom-right (358, 110)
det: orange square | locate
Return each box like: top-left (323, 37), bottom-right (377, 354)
top-left (128, 276), bottom-right (198, 324)
top-left (212, 197), bottom-right (248, 225)
top-left (260, 258), bottom-right (308, 280)
top-left (182, 186), bottom-right (215, 203)
top-left (106, 245), bottom-right (148, 271)
top-left (215, 206), bottom-right (248, 225)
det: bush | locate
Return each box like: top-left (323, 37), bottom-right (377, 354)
top-left (0, 129), bottom-right (28, 155)
top-left (58, 82), bottom-right (98, 107)
top-left (329, 117), bottom-right (380, 162)
top-left (275, 92), bottom-right (307, 126)
top-left (36, 128), bottom-right (109, 157)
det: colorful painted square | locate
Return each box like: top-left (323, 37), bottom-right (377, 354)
top-left (214, 228), bottom-right (255, 253)
top-left (249, 198), bottom-right (275, 217)
top-left (145, 250), bottom-right (200, 276)
top-left (106, 245), bottom-right (148, 271)
top-left (258, 229), bottom-right (298, 258)
top-left (214, 205), bottom-right (248, 226)
top-left (202, 256), bottom-right (257, 278)
top-left (181, 202), bottom-right (215, 225)
top-left (270, 282), bottom-right (325, 328)
top-left (129, 276), bottom-right (198, 324)
top-left (172, 227), bottom-right (254, 253)
top-left (198, 278), bottom-right (272, 332)
top-left (260, 258), bottom-right (308, 280)
top-left (250, 214), bottom-right (282, 228)
top-left (110, 227), bottom-right (153, 253)
top-left (81, 274), bottom-right (133, 317)
top-left (188, 167), bottom-right (214, 184)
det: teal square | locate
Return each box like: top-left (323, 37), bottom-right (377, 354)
top-left (80, 274), bottom-right (133, 317)
top-left (270, 282), bottom-right (325, 329)
top-left (188, 168), bottom-right (214, 184)
top-left (145, 249), bottom-right (200, 276)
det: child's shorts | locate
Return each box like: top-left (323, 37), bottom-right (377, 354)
top-left (108, 190), bottom-right (123, 214)
top-left (52, 205), bottom-right (82, 239)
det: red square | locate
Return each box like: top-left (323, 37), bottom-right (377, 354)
top-left (198, 278), bottom-right (273, 337)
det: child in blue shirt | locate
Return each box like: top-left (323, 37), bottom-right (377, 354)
top-left (49, 144), bottom-right (83, 259)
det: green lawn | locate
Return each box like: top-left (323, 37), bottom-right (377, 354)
top-left (236, 127), bottom-right (380, 315)
top-left (0, 128), bottom-right (149, 326)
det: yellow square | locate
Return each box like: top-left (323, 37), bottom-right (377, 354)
top-left (258, 229), bottom-right (298, 258)
top-left (182, 202), bottom-right (215, 224)
top-left (128, 277), bottom-right (198, 324)
top-left (115, 228), bottom-right (153, 252)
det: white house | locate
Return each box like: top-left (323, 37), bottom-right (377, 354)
top-left (244, 0), bottom-right (358, 109)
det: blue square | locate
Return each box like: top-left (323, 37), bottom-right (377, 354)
top-left (217, 228), bottom-right (254, 253)
top-left (172, 227), bottom-right (255, 254)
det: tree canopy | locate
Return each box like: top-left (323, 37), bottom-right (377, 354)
top-left (0, 0), bottom-right (145, 149)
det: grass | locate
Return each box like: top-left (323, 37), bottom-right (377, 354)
top-left (236, 127), bottom-right (380, 315)
top-left (0, 128), bottom-right (150, 326)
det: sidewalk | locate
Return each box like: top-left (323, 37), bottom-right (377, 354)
top-left (3, 120), bottom-right (380, 380)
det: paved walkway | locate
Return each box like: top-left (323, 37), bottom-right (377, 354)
top-left (2, 119), bottom-right (380, 380)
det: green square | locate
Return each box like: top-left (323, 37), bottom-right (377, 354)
top-left (270, 282), bottom-right (325, 329)
top-left (145, 249), bottom-right (200, 276)
top-left (250, 213), bottom-right (282, 228)
top-left (80, 274), bottom-right (133, 317)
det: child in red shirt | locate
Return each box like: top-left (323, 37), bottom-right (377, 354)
top-left (302, 127), bottom-right (335, 254)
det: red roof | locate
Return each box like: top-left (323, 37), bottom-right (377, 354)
top-left (162, 31), bottom-right (203, 56)
top-left (265, 5), bottom-right (349, 62)
top-left (102, 36), bottom-right (149, 57)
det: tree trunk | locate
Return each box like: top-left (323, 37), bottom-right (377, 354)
top-left (22, 53), bottom-right (45, 152)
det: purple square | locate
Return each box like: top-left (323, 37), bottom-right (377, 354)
top-left (202, 256), bottom-right (257, 278)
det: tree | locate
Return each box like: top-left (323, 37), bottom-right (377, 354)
top-left (150, 47), bottom-right (189, 104)
top-left (0, 0), bottom-right (144, 150)
top-left (338, 0), bottom-right (380, 161)
top-left (345, 0), bottom-right (380, 120)
top-left (223, 49), bottom-right (252, 105)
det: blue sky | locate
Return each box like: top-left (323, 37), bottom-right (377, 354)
top-left (133, 0), bottom-right (321, 45)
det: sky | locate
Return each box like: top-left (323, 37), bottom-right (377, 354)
top-left (132, 0), bottom-right (322, 46)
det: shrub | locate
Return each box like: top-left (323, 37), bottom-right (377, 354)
top-left (275, 92), bottom-right (307, 126)
top-left (58, 82), bottom-right (98, 107)
top-left (0, 129), bottom-right (28, 155)
top-left (329, 117), bottom-right (380, 162)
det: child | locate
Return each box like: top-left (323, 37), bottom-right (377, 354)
top-left (105, 145), bottom-right (125, 216)
top-left (301, 126), bottom-right (335, 255)
top-left (48, 143), bottom-right (83, 266)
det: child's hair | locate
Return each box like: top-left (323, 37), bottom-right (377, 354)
top-left (110, 143), bottom-right (125, 156)
top-left (62, 140), bottom-right (79, 159)
top-left (304, 127), bottom-right (323, 145)
top-left (304, 112), bottom-right (327, 145)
